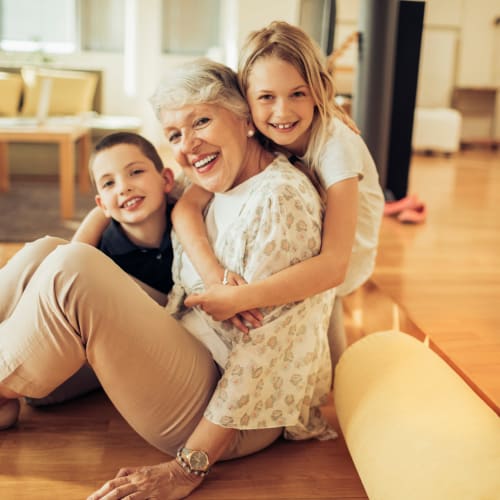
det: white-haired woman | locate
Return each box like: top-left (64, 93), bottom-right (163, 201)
top-left (0, 59), bottom-right (335, 499)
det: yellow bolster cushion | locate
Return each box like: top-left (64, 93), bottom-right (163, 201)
top-left (334, 331), bottom-right (500, 500)
top-left (21, 67), bottom-right (98, 116)
top-left (0, 72), bottom-right (23, 116)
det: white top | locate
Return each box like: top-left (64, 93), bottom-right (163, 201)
top-left (313, 118), bottom-right (385, 296)
top-left (168, 155), bottom-right (336, 440)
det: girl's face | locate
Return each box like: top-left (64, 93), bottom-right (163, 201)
top-left (161, 103), bottom-right (255, 193)
top-left (93, 144), bottom-right (172, 225)
top-left (246, 56), bottom-right (315, 156)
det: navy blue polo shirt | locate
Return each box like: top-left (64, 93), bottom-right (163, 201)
top-left (98, 204), bottom-right (174, 294)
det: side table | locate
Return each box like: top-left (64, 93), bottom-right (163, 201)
top-left (0, 120), bottom-right (91, 219)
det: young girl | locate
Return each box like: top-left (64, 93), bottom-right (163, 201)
top-left (173, 21), bottom-right (385, 364)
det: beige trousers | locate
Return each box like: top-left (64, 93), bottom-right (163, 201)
top-left (0, 237), bottom-right (281, 458)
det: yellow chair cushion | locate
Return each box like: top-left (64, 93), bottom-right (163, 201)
top-left (0, 72), bottom-right (23, 116)
top-left (21, 67), bottom-right (98, 116)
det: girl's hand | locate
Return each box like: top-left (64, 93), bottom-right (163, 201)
top-left (185, 276), bottom-right (263, 334)
top-left (72, 207), bottom-right (110, 246)
top-left (87, 460), bottom-right (203, 500)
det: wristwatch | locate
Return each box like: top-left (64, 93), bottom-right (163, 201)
top-left (176, 447), bottom-right (211, 477)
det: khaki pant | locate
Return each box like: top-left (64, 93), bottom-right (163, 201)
top-left (0, 237), bottom-right (281, 458)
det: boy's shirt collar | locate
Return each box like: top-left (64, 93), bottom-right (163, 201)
top-left (99, 204), bottom-right (172, 256)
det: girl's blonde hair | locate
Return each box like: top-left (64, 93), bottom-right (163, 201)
top-left (238, 21), bottom-right (355, 171)
top-left (150, 57), bottom-right (250, 123)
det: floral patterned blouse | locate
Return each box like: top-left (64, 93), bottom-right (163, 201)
top-left (168, 155), bottom-right (336, 440)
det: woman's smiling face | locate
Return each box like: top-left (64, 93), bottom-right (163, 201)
top-left (161, 103), bottom-right (253, 193)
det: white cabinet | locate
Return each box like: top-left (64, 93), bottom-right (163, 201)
top-left (452, 87), bottom-right (499, 145)
top-left (455, 0), bottom-right (500, 142)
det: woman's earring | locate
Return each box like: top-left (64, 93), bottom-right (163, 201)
top-left (247, 129), bottom-right (255, 138)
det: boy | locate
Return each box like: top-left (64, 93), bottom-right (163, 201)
top-left (26, 132), bottom-right (175, 407)
top-left (89, 132), bottom-right (175, 294)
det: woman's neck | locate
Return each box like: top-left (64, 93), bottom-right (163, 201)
top-left (233, 140), bottom-right (274, 187)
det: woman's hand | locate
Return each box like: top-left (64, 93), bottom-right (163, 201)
top-left (87, 459), bottom-right (203, 500)
top-left (185, 273), bottom-right (263, 334)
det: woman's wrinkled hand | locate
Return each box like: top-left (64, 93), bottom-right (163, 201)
top-left (87, 460), bottom-right (203, 500)
top-left (185, 277), bottom-right (263, 334)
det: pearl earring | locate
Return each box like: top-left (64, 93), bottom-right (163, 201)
top-left (247, 129), bottom-right (255, 138)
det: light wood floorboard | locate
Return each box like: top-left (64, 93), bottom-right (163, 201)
top-left (372, 149), bottom-right (500, 411)
top-left (0, 149), bottom-right (498, 498)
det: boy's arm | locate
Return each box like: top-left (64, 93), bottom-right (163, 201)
top-left (72, 207), bottom-right (110, 246)
top-left (185, 178), bottom-right (358, 319)
top-left (171, 184), bottom-right (222, 285)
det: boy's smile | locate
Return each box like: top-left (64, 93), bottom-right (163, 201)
top-left (121, 196), bottom-right (145, 210)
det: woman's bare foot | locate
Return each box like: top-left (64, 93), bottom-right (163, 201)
top-left (0, 398), bottom-right (20, 430)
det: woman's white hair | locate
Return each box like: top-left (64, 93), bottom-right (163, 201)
top-left (150, 58), bottom-right (250, 122)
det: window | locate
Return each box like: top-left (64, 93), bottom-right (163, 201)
top-left (0, 0), bottom-right (125, 54)
top-left (161, 0), bottom-right (221, 55)
top-left (0, 0), bottom-right (77, 53)
top-left (80, 0), bottom-right (124, 52)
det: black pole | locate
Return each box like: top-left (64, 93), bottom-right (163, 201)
top-left (353, 0), bottom-right (399, 192)
top-left (385, 1), bottom-right (425, 200)
top-left (326, 0), bottom-right (337, 55)
top-left (354, 0), bottom-right (425, 200)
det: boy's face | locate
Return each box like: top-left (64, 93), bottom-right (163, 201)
top-left (92, 143), bottom-right (173, 225)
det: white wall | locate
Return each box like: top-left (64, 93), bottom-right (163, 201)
top-left (335, 0), bottom-right (500, 139)
top-left (236, 0), bottom-right (298, 47)
top-left (415, 0), bottom-right (463, 108)
top-left (335, 0), bottom-right (463, 108)
top-left (457, 0), bottom-right (498, 86)
top-left (2, 0), bottom-right (498, 143)
top-left (0, 0), bottom-right (300, 145)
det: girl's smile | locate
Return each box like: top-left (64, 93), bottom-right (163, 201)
top-left (270, 122), bottom-right (297, 130)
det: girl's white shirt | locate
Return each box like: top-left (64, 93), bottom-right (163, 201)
top-left (311, 117), bottom-right (385, 296)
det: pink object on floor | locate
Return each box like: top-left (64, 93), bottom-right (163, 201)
top-left (397, 203), bottom-right (427, 224)
top-left (383, 194), bottom-right (421, 216)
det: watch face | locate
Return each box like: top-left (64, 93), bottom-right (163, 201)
top-left (188, 450), bottom-right (209, 471)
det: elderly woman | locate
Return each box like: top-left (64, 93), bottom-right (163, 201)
top-left (0, 59), bottom-right (335, 499)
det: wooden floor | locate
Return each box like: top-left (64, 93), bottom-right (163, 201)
top-left (372, 148), bottom-right (500, 412)
top-left (0, 148), bottom-right (499, 499)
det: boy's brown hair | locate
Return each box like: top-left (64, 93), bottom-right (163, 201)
top-left (89, 132), bottom-right (163, 187)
